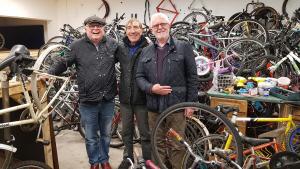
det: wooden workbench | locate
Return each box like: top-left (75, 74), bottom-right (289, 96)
top-left (207, 89), bottom-right (300, 134)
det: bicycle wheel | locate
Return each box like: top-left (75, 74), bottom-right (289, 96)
top-left (151, 102), bottom-right (243, 169)
top-left (185, 116), bottom-right (210, 144)
top-left (0, 32), bottom-right (5, 50)
top-left (286, 125), bottom-right (300, 154)
top-left (183, 11), bottom-right (208, 26)
top-left (181, 134), bottom-right (238, 169)
top-left (252, 6), bottom-right (280, 30)
top-left (224, 38), bottom-right (269, 76)
top-left (253, 55), bottom-right (289, 78)
top-left (37, 42), bottom-right (60, 57)
top-left (110, 112), bottom-right (124, 148)
top-left (46, 36), bottom-right (65, 44)
top-left (227, 12), bottom-right (251, 28)
top-left (0, 143), bottom-right (15, 169)
top-left (10, 160), bottom-right (51, 169)
top-left (226, 19), bottom-right (268, 43)
top-left (31, 44), bottom-right (70, 111)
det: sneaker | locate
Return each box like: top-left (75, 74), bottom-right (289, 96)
top-left (117, 159), bottom-right (132, 169)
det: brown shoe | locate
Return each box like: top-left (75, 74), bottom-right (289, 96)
top-left (101, 162), bottom-right (112, 169)
top-left (90, 163), bottom-right (99, 169)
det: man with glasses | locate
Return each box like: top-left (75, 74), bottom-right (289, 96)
top-left (116, 18), bottom-right (151, 169)
top-left (136, 13), bottom-right (198, 169)
top-left (48, 15), bottom-right (119, 169)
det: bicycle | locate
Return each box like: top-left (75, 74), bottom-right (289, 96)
top-left (168, 127), bottom-right (285, 169)
top-left (252, 13), bottom-right (300, 88)
top-left (37, 24), bottom-right (83, 57)
top-left (177, 32), bottom-right (268, 77)
top-left (0, 135), bottom-right (52, 169)
top-left (0, 44), bottom-right (72, 168)
top-left (150, 102), bottom-right (243, 169)
top-left (215, 105), bottom-right (300, 155)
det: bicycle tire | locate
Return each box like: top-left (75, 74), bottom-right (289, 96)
top-left (31, 44), bottom-right (70, 111)
top-left (185, 116), bottom-right (210, 144)
top-left (251, 6), bottom-right (280, 30)
top-left (224, 38), bottom-right (269, 76)
top-left (110, 121), bottom-right (124, 148)
top-left (37, 42), bottom-right (60, 57)
top-left (151, 102), bottom-right (243, 169)
top-left (0, 143), bottom-right (15, 169)
top-left (0, 32), bottom-right (5, 50)
top-left (226, 19), bottom-right (269, 44)
top-left (170, 21), bottom-right (193, 35)
top-left (183, 11), bottom-right (208, 26)
top-left (10, 160), bottom-right (51, 169)
top-left (227, 12), bottom-right (251, 28)
top-left (285, 125), bottom-right (300, 154)
top-left (258, 55), bottom-right (288, 78)
top-left (46, 36), bottom-right (65, 44)
top-left (282, 0), bottom-right (289, 19)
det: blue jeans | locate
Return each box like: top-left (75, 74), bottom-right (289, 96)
top-left (79, 100), bottom-right (115, 165)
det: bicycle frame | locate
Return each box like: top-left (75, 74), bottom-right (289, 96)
top-left (0, 74), bottom-right (70, 129)
top-left (270, 51), bottom-right (300, 75)
top-left (224, 111), bottom-right (296, 150)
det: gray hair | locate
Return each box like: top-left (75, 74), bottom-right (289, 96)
top-left (150, 13), bottom-right (170, 27)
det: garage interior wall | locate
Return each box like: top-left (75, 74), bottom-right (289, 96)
top-left (0, 0), bottom-right (299, 46)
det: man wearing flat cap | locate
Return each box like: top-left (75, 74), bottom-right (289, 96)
top-left (48, 15), bottom-right (119, 169)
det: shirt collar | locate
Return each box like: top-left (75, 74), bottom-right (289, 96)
top-left (154, 37), bottom-right (171, 48)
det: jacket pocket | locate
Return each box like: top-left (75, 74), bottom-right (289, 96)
top-left (167, 87), bottom-right (186, 106)
top-left (146, 94), bottom-right (158, 112)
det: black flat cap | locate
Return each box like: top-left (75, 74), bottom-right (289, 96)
top-left (84, 15), bottom-right (106, 25)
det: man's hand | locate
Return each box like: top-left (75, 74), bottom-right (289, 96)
top-left (151, 84), bottom-right (172, 95)
top-left (184, 107), bottom-right (194, 117)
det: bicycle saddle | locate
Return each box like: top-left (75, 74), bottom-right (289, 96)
top-left (0, 45), bottom-right (35, 78)
top-left (241, 135), bottom-right (271, 146)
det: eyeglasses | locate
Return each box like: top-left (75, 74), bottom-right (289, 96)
top-left (87, 24), bottom-right (104, 29)
top-left (151, 23), bottom-right (169, 30)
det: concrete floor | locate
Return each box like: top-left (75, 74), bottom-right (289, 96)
top-left (56, 130), bottom-right (123, 169)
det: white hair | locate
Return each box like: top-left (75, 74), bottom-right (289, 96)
top-left (150, 13), bottom-right (170, 27)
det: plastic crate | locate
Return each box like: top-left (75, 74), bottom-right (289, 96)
top-left (270, 87), bottom-right (300, 101)
top-left (217, 74), bottom-right (234, 90)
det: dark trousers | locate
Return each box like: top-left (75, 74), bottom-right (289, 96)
top-left (120, 103), bottom-right (151, 160)
top-left (148, 111), bottom-right (186, 169)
